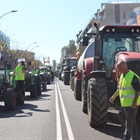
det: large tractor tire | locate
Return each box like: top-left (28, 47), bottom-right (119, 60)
top-left (74, 77), bottom-right (81, 101)
top-left (70, 72), bottom-right (73, 89)
top-left (87, 77), bottom-right (108, 127)
top-left (30, 84), bottom-right (37, 98)
top-left (71, 76), bottom-right (74, 91)
top-left (63, 72), bottom-right (69, 85)
top-left (36, 76), bottom-right (42, 95)
top-left (47, 76), bottom-right (51, 84)
top-left (4, 88), bottom-right (16, 111)
top-left (37, 83), bottom-right (41, 95)
top-left (16, 88), bottom-right (25, 105)
top-left (81, 74), bottom-right (88, 114)
top-left (43, 81), bottom-right (47, 91)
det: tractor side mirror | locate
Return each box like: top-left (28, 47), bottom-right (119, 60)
top-left (82, 36), bottom-right (89, 46)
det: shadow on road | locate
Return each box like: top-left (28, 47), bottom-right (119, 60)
top-left (0, 103), bottom-right (50, 118)
top-left (94, 113), bottom-right (140, 139)
top-left (95, 123), bottom-right (124, 139)
top-left (45, 88), bottom-right (53, 92)
top-left (25, 94), bottom-right (51, 101)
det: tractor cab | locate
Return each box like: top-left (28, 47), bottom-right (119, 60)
top-left (75, 24), bottom-right (140, 127)
top-left (100, 26), bottom-right (140, 79)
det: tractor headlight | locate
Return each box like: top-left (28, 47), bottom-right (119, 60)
top-left (131, 28), bottom-right (135, 32)
top-left (106, 29), bottom-right (110, 32)
top-left (112, 28), bottom-right (115, 32)
top-left (136, 29), bottom-right (140, 33)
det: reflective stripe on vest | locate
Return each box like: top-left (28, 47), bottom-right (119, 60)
top-left (118, 70), bottom-right (140, 107)
top-left (118, 86), bottom-right (133, 90)
top-left (119, 94), bottom-right (135, 99)
top-left (15, 64), bottom-right (24, 80)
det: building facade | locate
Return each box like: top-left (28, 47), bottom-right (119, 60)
top-left (76, 2), bottom-right (140, 45)
top-left (126, 6), bottom-right (140, 25)
top-left (0, 31), bottom-right (10, 51)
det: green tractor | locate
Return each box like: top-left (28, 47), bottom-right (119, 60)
top-left (14, 57), bottom-right (41, 98)
top-left (38, 66), bottom-right (47, 91)
top-left (0, 51), bottom-right (16, 110)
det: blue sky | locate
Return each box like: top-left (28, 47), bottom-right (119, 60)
top-left (0, 0), bottom-right (138, 64)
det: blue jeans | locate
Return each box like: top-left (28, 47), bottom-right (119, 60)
top-left (123, 106), bottom-right (139, 140)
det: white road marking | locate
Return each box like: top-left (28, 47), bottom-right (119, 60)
top-left (55, 81), bottom-right (62, 140)
top-left (57, 82), bottom-right (75, 140)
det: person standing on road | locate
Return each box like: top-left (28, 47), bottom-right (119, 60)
top-left (109, 60), bottom-right (140, 140)
top-left (15, 61), bottom-right (26, 97)
top-left (32, 65), bottom-right (39, 75)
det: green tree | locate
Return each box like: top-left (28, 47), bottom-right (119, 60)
top-left (68, 39), bottom-right (76, 56)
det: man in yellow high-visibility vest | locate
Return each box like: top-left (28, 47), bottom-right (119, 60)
top-left (109, 61), bottom-right (140, 140)
top-left (15, 61), bottom-right (26, 97)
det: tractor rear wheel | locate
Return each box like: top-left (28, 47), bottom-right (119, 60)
top-left (81, 74), bottom-right (88, 114)
top-left (16, 88), bottom-right (25, 105)
top-left (87, 77), bottom-right (108, 127)
top-left (74, 77), bottom-right (81, 101)
top-left (71, 76), bottom-right (74, 91)
top-left (30, 84), bottom-right (37, 98)
top-left (63, 72), bottom-right (69, 85)
top-left (43, 81), bottom-right (47, 91)
top-left (4, 88), bottom-right (16, 111)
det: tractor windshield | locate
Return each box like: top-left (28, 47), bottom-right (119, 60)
top-left (102, 33), bottom-right (140, 76)
top-left (69, 59), bottom-right (77, 69)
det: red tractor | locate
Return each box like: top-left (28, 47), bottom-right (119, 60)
top-left (62, 56), bottom-right (77, 85)
top-left (74, 23), bottom-right (140, 127)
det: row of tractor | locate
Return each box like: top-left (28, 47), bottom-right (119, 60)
top-left (61, 23), bottom-right (140, 127)
top-left (0, 53), bottom-right (53, 111)
top-left (58, 56), bottom-right (77, 85)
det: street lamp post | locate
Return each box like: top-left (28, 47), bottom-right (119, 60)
top-left (0, 10), bottom-right (18, 19)
top-left (26, 42), bottom-right (37, 51)
top-left (30, 46), bottom-right (39, 52)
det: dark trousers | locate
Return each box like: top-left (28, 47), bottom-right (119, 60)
top-left (123, 107), bottom-right (139, 140)
top-left (15, 80), bottom-right (25, 96)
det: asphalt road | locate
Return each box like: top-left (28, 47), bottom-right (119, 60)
top-left (0, 78), bottom-right (139, 140)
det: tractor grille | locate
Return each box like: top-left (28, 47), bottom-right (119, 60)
top-left (127, 59), bottom-right (140, 77)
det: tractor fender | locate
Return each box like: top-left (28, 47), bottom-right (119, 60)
top-left (75, 70), bottom-right (82, 80)
top-left (84, 57), bottom-right (94, 77)
top-left (90, 70), bottom-right (107, 79)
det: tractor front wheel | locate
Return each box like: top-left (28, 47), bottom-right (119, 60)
top-left (30, 84), bottom-right (37, 98)
top-left (63, 72), bottom-right (69, 85)
top-left (74, 77), bottom-right (81, 101)
top-left (43, 81), bottom-right (47, 91)
top-left (4, 88), bottom-right (16, 111)
top-left (87, 77), bottom-right (108, 127)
